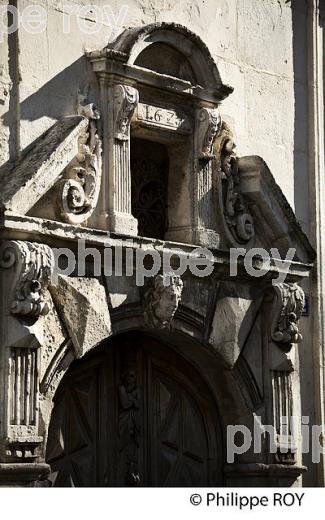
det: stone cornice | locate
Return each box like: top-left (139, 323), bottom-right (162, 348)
top-left (0, 212), bottom-right (313, 282)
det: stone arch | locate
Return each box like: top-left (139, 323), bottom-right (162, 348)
top-left (40, 309), bottom-right (255, 479)
top-left (109, 22), bottom-right (233, 99)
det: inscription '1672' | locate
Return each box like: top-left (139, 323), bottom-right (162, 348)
top-left (137, 103), bottom-right (191, 134)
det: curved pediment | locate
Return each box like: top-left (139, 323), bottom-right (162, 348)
top-left (90, 22), bottom-right (233, 103)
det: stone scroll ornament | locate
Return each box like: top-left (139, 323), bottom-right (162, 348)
top-left (113, 84), bottom-right (139, 140)
top-left (0, 241), bottom-right (54, 318)
top-left (217, 123), bottom-right (255, 244)
top-left (143, 273), bottom-right (183, 329)
top-left (57, 100), bottom-right (102, 225)
top-left (270, 282), bottom-right (305, 350)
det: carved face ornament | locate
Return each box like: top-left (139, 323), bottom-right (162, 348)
top-left (144, 274), bottom-right (183, 329)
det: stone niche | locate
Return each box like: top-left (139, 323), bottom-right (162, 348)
top-left (0, 23), bottom-right (316, 487)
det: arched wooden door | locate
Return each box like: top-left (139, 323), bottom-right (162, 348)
top-left (46, 333), bottom-right (222, 486)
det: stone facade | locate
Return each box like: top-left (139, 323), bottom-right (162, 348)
top-left (0, 1), bottom-right (324, 486)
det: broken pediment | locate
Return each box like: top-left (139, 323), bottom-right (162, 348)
top-left (212, 123), bottom-right (315, 264)
top-left (0, 22), bottom-right (315, 269)
top-left (0, 104), bottom-right (102, 226)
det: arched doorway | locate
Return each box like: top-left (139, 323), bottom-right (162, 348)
top-left (46, 332), bottom-right (223, 486)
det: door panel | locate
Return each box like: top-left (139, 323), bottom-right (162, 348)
top-left (46, 334), bottom-right (221, 486)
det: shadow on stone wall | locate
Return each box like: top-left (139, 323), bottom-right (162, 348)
top-left (0, 55), bottom-right (99, 177)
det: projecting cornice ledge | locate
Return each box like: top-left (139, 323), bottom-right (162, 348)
top-left (0, 117), bottom-right (88, 215)
top-left (238, 155), bottom-right (315, 265)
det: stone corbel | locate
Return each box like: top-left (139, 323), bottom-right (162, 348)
top-left (0, 241), bottom-right (55, 465)
top-left (143, 274), bottom-right (183, 329)
top-left (0, 241), bottom-right (54, 318)
top-left (197, 107), bottom-right (221, 160)
top-left (264, 282), bottom-right (304, 466)
top-left (113, 84), bottom-right (139, 141)
top-left (56, 99), bottom-right (102, 225)
top-left (270, 282), bottom-right (305, 351)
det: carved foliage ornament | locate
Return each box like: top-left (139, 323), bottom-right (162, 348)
top-left (270, 282), bottom-right (305, 350)
top-left (0, 241), bottom-right (54, 318)
top-left (144, 273), bottom-right (183, 329)
top-left (114, 84), bottom-right (139, 140)
top-left (217, 123), bottom-right (255, 244)
top-left (57, 101), bottom-right (102, 225)
top-left (198, 107), bottom-right (221, 160)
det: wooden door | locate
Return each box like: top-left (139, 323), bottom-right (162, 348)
top-left (46, 334), bottom-right (221, 486)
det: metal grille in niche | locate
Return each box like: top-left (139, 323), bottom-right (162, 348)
top-left (131, 138), bottom-right (168, 239)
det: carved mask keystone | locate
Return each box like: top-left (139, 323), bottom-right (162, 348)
top-left (144, 273), bottom-right (183, 329)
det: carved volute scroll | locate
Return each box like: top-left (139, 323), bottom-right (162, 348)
top-left (270, 282), bottom-right (305, 350)
top-left (56, 101), bottom-right (102, 225)
top-left (214, 122), bottom-right (255, 245)
top-left (113, 84), bottom-right (139, 141)
top-left (0, 240), bottom-right (54, 318)
top-left (143, 274), bottom-right (183, 329)
top-left (198, 107), bottom-right (221, 160)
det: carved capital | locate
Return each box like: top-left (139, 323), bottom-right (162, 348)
top-left (215, 122), bottom-right (255, 244)
top-left (57, 99), bottom-right (102, 225)
top-left (144, 274), bottom-right (183, 329)
top-left (198, 107), bottom-right (221, 160)
top-left (270, 282), bottom-right (305, 350)
top-left (113, 84), bottom-right (139, 140)
top-left (0, 241), bottom-right (54, 318)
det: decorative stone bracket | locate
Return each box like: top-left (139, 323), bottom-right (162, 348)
top-left (0, 240), bottom-right (55, 466)
top-left (270, 282), bottom-right (305, 351)
top-left (0, 241), bottom-right (54, 318)
top-left (264, 282), bottom-right (305, 466)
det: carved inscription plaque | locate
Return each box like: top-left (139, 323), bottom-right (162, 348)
top-left (136, 103), bottom-right (191, 134)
